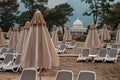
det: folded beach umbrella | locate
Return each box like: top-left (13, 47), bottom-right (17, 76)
top-left (22, 11), bottom-right (59, 69)
top-left (16, 27), bottom-right (25, 53)
top-left (52, 25), bottom-right (59, 47)
top-left (101, 24), bottom-right (111, 41)
top-left (0, 28), bottom-right (5, 47)
top-left (116, 23), bottom-right (120, 44)
top-left (63, 27), bottom-right (72, 41)
top-left (16, 21), bottom-right (31, 53)
top-left (7, 27), bottom-right (12, 38)
top-left (85, 24), bottom-right (101, 49)
top-left (8, 27), bottom-right (20, 49)
top-left (22, 21), bottom-right (31, 50)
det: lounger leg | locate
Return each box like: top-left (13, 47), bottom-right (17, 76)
top-left (114, 59), bottom-right (117, 63)
top-left (102, 59), bottom-right (106, 63)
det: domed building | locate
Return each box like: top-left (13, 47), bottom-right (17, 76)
top-left (71, 18), bottom-right (87, 32)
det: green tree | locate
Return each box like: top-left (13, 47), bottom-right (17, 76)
top-left (81, 0), bottom-right (114, 25)
top-left (17, 0), bottom-right (48, 27)
top-left (45, 3), bottom-right (73, 33)
top-left (17, 5), bottom-right (48, 27)
top-left (98, 2), bottom-right (120, 30)
top-left (0, 0), bottom-right (19, 32)
top-left (18, 2), bottom-right (73, 33)
top-left (21, 0), bottom-right (48, 9)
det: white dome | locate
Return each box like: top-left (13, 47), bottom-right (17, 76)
top-left (73, 18), bottom-right (83, 27)
top-left (72, 18), bottom-right (86, 30)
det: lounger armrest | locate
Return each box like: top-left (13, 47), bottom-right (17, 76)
top-left (7, 61), bottom-right (13, 66)
top-left (106, 54), bottom-right (109, 58)
top-left (96, 54), bottom-right (99, 57)
top-left (116, 55), bottom-right (118, 59)
top-left (12, 63), bottom-right (21, 72)
top-left (117, 49), bottom-right (119, 54)
top-left (0, 54), bottom-right (5, 59)
top-left (79, 54), bottom-right (81, 57)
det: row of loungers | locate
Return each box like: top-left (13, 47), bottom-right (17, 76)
top-left (77, 48), bottom-right (119, 63)
top-left (56, 40), bottom-right (77, 54)
top-left (0, 52), bottom-right (21, 72)
top-left (0, 47), bottom-right (15, 59)
top-left (20, 68), bottom-right (96, 80)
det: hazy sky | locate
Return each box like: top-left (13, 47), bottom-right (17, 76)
top-left (18, 0), bottom-right (120, 27)
top-left (47, 0), bottom-right (120, 27)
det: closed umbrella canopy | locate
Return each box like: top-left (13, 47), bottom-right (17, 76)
top-left (22, 21), bottom-right (31, 52)
top-left (16, 21), bottom-right (31, 53)
top-left (16, 27), bottom-right (25, 53)
top-left (8, 27), bottom-right (20, 49)
top-left (22, 11), bottom-right (59, 69)
top-left (85, 24), bottom-right (101, 49)
top-left (7, 27), bottom-right (12, 38)
top-left (101, 24), bottom-right (111, 41)
top-left (52, 25), bottom-right (59, 47)
top-left (0, 28), bottom-right (5, 47)
top-left (63, 27), bottom-right (72, 41)
top-left (116, 23), bottom-right (120, 44)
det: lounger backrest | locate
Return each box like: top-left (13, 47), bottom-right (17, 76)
top-left (56, 70), bottom-right (73, 80)
top-left (99, 48), bottom-right (107, 57)
top-left (3, 54), bottom-right (14, 64)
top-left (62, 41), bottom-right (66, 44)
top-left (70, 40), bottom-right (76, 46)
top-left (77, 70), bottom-right (96, 80)
top-left (109, 49), bottom-right (117, 57)
top-left (82, 49), bottom-right (89, 57)
top-left (112, 44), bottom-right (117, 49)
top-left (60, 45), bottom-right (66, 50)
top-left (15, 55), bottom-right (21, 65)
top-left (7, 49), bottom-right (15, 53)
top-left (110, 40), bottom-right (115, 45)
top-left (1, 48), bottom-right (7, 53)
top-left (20, 68), bottom-right (37, 80)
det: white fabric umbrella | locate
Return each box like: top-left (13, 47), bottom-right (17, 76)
top-left (16, 27), bottom-right (25, 53)
top-left (7, 27), bottom-right (12, 38)
top-left (52, 25), bottom-right (59, 48)
top-left (22, 11), bottom-right (59, 70)
top-left (116, 23), bottom-right (120, 44)
top-left (22, 21), bottom-right (31, 50)
top-left (85, 24), bottom-right (101, 49)
top-left (16, 21), bottom-right (31, 53)
top-left (8, 27), bottom-right (20, 49)
top-left (0, 28), bottom-right (5, 47)
top-left (101, 24), bottom-right (111, 41)
top-left (63, 27), bottom-right (72, 41)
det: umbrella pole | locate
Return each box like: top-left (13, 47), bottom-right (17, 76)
top-left (39, 67), bottom-right (42, 80)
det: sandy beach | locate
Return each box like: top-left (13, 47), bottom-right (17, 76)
top-left (0, 42), bottom-right (120, 80)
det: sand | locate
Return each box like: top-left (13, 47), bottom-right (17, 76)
top-left (0, 42), bottom-right (120, 80)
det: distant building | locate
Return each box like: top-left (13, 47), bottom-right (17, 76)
top-left (71, 18), bottom-right (87, 33)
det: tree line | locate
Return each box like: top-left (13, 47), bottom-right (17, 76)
top-left (0, 0), bottom-right (120, 32)
top-left (0, 0), bottom-right (73, 33)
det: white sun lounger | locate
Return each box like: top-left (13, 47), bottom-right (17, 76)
top-left (0, 53), bottom-right (15, 71)
top-left (57, 44), bottom-right (67, 54)
top-left (105, 48), bottom-right (118, 63)
top-left (77, 48), bottom-right (90, 62)
top-left (7, 48), bottom-right (15, 53)
top-left (77, 70), bottom-right (96, 80)
top-left (56, 70), bottom-right (74, 80)
top-left (67, 40), bottom-right (76, 49)
top-left (20, 68), bottom-right (37, 80)
top-left (0, 48), bottom-right (8, 59)
top-left (94, 48), bottom-right (108, 62)
top-left (2, 54), bottom-right (21, 72)
top-left (111, 44), bottom-right (118, 49)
